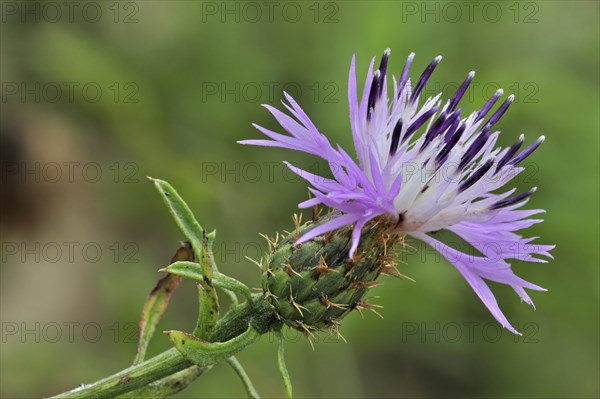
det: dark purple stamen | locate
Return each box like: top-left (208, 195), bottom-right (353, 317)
top-left (448, 71), bottom-right (475, 112)
top-left (389, 119), bottom-right (403, 156)
top-left (410, 56), bottom-right (442, 104)
top-left (476, 89), bottom-right (503, 122)
top-left (419, 109), bottom-right (460, 150)
top-left (402, 105), bottom-right (439, 144)
top-left (459, 158), bottom-right (494, 192)
top-left (398, 53), bottom-right (415, 97)
top-left (435, 108), bottom-right (461, 139)
top-left (436, 123), bottom-right (465, 165)
top-left (443, 114), bottom-right (462, 143)
top-left (376, 49), bottom-right (391, 98)
top-left (492, 187), bottom-right (537, 209)
top-left (509, 136), bottom-right (545, 165)
top-left (420, 110), bottom-right (448, 150)
top-left (458, 126), bottom-right (491, 170)
top-left (495, 134), bottom-right (524, 172)
top-left (367, 70), bottom-right (381, 121)
top-left (485, 94), bottom-right (514, 126)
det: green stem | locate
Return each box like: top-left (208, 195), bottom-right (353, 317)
top-left (50, 296), bottom-right (279, 399)
top-left (226, 357), bottom-right (261, 399)
top-left (51, 349), bottom-right (189, 399)
top-left (117, 365), bottom-right (209, 398)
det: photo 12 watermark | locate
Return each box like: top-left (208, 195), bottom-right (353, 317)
top-left (398, 321), bottom-right (540, 343)
top-left (1, 81), bottom-right (140, 104)
top-left (1, 1), bottom-right (140, 24)
top-left (1, 161), bottom-right (141, 185)
top-left (1, 241), bottom-right (140, 264)
top-left (197, 160), bottom-right (540, 185)
top-left (200, 81), bottom-right (339, 104)
top-left (259, 321), bottom-right (540, 344)
top-left (421, 80), bottom-right (540, 104)
top-left (199, 1), bottom-right (340, 23)
top-left (399, 1), bottom-right (540, 24)
top-left (1, 321), bottom-right (139, 344)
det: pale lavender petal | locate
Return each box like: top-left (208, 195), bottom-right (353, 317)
top-left (414, 232), bottom-right (544, 335)
top-left (282, 92), bottom-right (320, 133)
top-left (368, 148), bottom-right (387, 196)
top-left (350, 217), bottom-right (370, 258)
top-left (297, 213), bottom-right (361, 245)
top-left (348, 55), bottom-right (364, 167)
top-left (284, 162), bottom-right (345, 193)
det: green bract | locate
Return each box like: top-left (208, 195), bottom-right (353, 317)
top-left (263, 216), bottom-right (401, 333)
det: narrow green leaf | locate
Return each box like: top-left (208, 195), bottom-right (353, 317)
top-left (159, 261), bottom-right (203, 281)
top-left (227, 357), bottom-right (261, 399)
top-left (133, 242), bottom-right (194, 365)
top-left (148, 177), bottom-right (210, 281)
top-left (206, 229), bottom-right (217, 268)
top-left (277, 332), bottom-right (293, 399)
top-left (195, 284), bottom-right (219, 339)
top-left (213, 273), bottom-right (254, 304)
top-left (166, 326), bottom-right (260, 368)
top-left (193, 233), bottom-right (220, 338)
top-left (149, 178), bottom-right (220, 340)
top-left (163, 261), bottom-right (253, 304)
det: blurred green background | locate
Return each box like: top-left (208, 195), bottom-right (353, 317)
top-left (1, 1), bottom-right (598, 398)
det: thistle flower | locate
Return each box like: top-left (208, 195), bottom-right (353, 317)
top-left (240, 50), bottom-right (554, 334)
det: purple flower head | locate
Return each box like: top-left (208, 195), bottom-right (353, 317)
top-left (240, 50), bottom-right (554, 334)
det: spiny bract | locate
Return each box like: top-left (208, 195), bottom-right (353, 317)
top-left (262, 215), bottom-right (403, 333)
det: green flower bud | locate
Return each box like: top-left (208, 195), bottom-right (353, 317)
top-left (262, 214), bottom-right (402, 334)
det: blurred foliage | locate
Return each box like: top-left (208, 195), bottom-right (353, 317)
top-left (1, 1), bottom-right (598, 398)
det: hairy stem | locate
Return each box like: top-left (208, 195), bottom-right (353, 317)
top-left (50, 349), bottom-right (189, 399)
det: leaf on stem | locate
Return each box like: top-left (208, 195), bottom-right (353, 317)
top-left (194, 233), bottom-right (220, 338)
top-left (149, 177), bottom-right (220, 340)
top-left (166, 325), bottom-right (260, 368)
top-left (162, 261), bottom-right (254, 304)
top-left (133, 242), bottom-right (194, 365)
top-left (148, 177), bottom-right (210, 280)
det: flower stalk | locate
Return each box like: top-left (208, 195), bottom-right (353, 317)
top-left (50, 297), bottom-right (279, 398)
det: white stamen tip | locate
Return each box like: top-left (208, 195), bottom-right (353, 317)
top-left (496, 89), bottom-right (504, 96)
top-left (538, 135), bottom-right (546, 142)
top-left (468, 71), bottom-right (475, 78)
top-left (384, 48), bottom-right (391, 56)
top-left (507, 94), bottom-right (515, 101)
top-left (434, 55), bottom-right (443, 63)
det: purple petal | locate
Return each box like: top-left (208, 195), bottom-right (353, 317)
top-left (296, 213), bottom-right (360, 245)
top-left (410, 56), bottom-right (442, 104)
top-left (348, 55), bottom-right (364, 167)
top-left (476, 89), bottom-right (503, 121)
top-left (448, 71), bottom-right (475, 112)
top-left (485, 94), bottom-right (514, 126)
top-left (509, 136), bottom-right (545, 166)
top-left (398, 52), bottom-right (415, 95)
top-left (349, 217), bottom-right (370, 258)
top-left (414, 232), bottom-right (545, 335)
